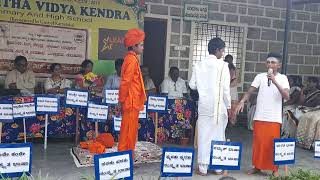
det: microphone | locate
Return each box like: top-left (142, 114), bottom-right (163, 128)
top-left (267, 68), bottom-right (273, 87)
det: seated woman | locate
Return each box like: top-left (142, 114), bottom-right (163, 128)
top-left (44, 63), bottom-right (72, 94)
top-left (75, 60), bottom-right (104, 96)
top-left (281, 75), bottom-right (303, 138)
top-left (295, 77), bottom-right (320, 149)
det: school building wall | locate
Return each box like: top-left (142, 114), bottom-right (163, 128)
top-left (145, 0), bottom-right (320, 94)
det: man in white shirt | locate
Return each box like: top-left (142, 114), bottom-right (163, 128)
top-left (189, 37), bottom-right (231, 175)
top-left (161, 67), bottom-right (188, 99)
top-left (104, 58), bottom-right (124, 90)
top-left (5, 56), bottom-right (35, 96)
top-left (236, 52), bottom-right (290, 177)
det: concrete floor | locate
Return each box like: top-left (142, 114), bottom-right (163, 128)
top-left (30, 127), bottom-right (320, 180)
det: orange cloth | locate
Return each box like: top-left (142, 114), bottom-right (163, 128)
top-left (88, 142), bottom-right (105, 154)
top-left (119, 51), bottom-right (146, 111)
top-left (96, 133), bottom-right (115, 148)
top-left (118, 51), bottom-right (146, 154)
top-left (124, 29), bottom-right (145, 47)
top-left (80, 141), bottom-right (90, 149)
top-left (118, 110), bottom-right (140, 152)
top-left (252, 120), bottom-right (280, 171)
top-left (80, 140), bottom-right (106, 154)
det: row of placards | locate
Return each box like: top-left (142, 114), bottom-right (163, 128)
top-left (65, 89), bottom-right (167, 112)
top-left (2, 140), bottom-right (319, 178)
top-left (0, 89), bottom-right (167, 123)
top-left (93, 139), bottom-right (320, 179)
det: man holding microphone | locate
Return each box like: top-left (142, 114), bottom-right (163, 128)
top-left (236, 52), bottom-right (290, 177)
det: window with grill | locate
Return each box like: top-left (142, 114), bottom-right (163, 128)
top-left (192, 22), bottom-right (245, 81)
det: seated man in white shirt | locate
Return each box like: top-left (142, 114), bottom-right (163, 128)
top-left (141, 65), bottom-right (156, 95)
top-left (5, 56), bottom-right (35, 96)
top-left (161, 66), bottom-right (188, 99)
top-left (104, 58), bottom-right (124, 90)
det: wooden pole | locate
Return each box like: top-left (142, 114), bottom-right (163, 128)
top-left (44, 114), bottom-right (48, 150)
top-left (23, 118), bottom-right (26, 143)
top-left (284, 165), bottom-right (288, 176)
top-left (75, 108), bottom-right (80, 145)
top-left (95, 121), bottom-right (99, 138)
top-left (155, 112), bottom-right (158, 144)
top-left (0, 122), bottom-right (2, 143)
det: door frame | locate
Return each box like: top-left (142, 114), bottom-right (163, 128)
top-left (144, 13), bottom-right (171, 80)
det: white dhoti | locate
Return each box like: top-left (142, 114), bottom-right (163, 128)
top-left (197, 114), bottom-right (228, 173)
top-left (188, 55), bottom-right (231, 175)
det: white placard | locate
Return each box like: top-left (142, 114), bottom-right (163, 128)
top-left (66, 90), bottom-right (88, 106)
top-left (139, 105), bottom-right (147, 119)
top-left (274, 141), bottom-right (295, 161)
top-left (36, 97), bottom-right (58, 113)
top-left (87, 103), bottom-right (109, 120)
top-left (105, 90), bottom-right (119, 104)
top-left (113, 117), bottom-right (122, 132)
top-left (0, 21), bottom-right (87, 65)
top-left (184, 4), bottom-right (208, 21)
top-left (12, 103), bottom-right (36, 118)
top-left (163, 152), bottom-right (193, 173)
top-left (211, 144), bottom-right (240, 166)
top-left (147, 96), bottom-right (166, 111)
top-left (0, 104), bottom-right (13, 120)
top-left (98, 154), bottom-right (131, 179)
top-left (0, 146), bottom-right (31, 174)
top-left (314, 141), bottom-right (320, 158)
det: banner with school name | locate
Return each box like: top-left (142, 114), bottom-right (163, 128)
top-left (0, 0), bottom-right (146, 75)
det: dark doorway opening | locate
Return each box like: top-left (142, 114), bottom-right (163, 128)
top-left (143, 17), bottom-right (167, 91)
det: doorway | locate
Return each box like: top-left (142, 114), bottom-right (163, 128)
top-left (143, 17), bottom-right (167, 91)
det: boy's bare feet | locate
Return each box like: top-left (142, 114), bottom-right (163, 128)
top-left (272, 171), bottom-right (279, 177)
top-left (195, 168), bottom-right (208, 176)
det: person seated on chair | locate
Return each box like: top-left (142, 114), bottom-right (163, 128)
top-left (104, 58), bottom-right (124, 90)
top-left (75, 60), bottom-right (104, 96)
top-left (282, 75), bottom-right (303, 138)
top-left (161, 66), bottom-right (188, 99)
top-left (5, 56), bottom-right (35, 96)
top-left (141, 65), bottom-right (156, 95)
top-left (44, 63), bottom-right (72, 94)
top-left (300, 77), bottom-right (320, 107)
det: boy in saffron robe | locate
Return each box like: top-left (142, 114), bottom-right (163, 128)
top-left (118, 29), bottom-right (147, 156)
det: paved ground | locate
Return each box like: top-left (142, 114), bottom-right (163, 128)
top-left (30, 127), bottom-right (320, 180)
